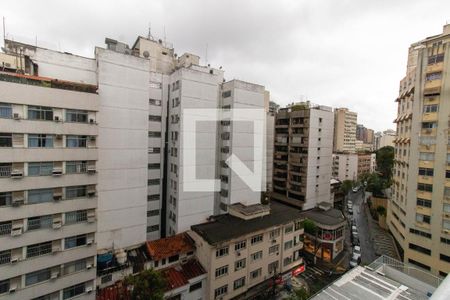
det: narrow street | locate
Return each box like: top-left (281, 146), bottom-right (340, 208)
top-left (348, 190), bottom-right (377, 264)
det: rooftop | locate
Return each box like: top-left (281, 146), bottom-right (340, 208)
top-left (300, 207), bottom-right (345, 227)
top-left (146, 232), bottom-right (195, 261)
top-left (191, 201), bottom-right (304, 246)
top-left (162, 259), bottom-right (206, 291)
top-left (311, 256), bottom-right (443, 300)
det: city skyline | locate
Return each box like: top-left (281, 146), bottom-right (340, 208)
top-left (2, 0), bottom-right (450, 132)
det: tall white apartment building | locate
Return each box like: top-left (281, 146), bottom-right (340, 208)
top-left (333, 107), bottom-right (357, 153)
top-left (0, 41), bottom-right (97, 299)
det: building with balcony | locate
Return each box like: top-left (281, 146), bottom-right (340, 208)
top-left (387, 24), bottom-right (450, 278)
top-left (0, 44), bottom-right (97, 299)
top-left (189, 201), bottom-right (305, 300)
top-left (271, 102), bottom-right (334, 209)
top-left (333, 107), bottom-right (357, 153)
top-left (332, 153), bottom-right (358, 182)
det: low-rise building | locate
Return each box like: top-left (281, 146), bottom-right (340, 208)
top-left (189, 201), bottom-right (305, 300)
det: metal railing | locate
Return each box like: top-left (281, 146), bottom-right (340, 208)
top-left (0, 222), bottom-right (12, 235)
top-left (0, 251), bottom-right (11, 265)
top-left (0, 165), bottom-right (11, 177)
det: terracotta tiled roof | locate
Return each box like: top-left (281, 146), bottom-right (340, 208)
top-left (146, 232), bottom-right (195, 261)
top-left (162, 259), bottom-right (206, 291)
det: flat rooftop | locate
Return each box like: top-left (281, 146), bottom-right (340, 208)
top-left (300, 207), bottom-right (345, 227)
top-left (191, 201), bottom-right (304, 246)
top-left (312, 266), bottom-right (429, 300)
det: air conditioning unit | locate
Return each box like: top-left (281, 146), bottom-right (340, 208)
top-left (443, 230), bottom-right (450, 234)
top-left (86, 287), bottom-right (93, 293)
top-left (86, 239), bottom-right (93, 246)
top-left (87, 190), bottom-right (96, 197)
top-left (52, 246), bottom-right (61, 254)
top-left (53, 221), bottom-right (62, 229)
top-left (89, 136), bottom-right (96, 141)
top-left (13, 113), bottom-right (20, 120)
top-left (271, 239), bottom-right (276, 244)
top-left (86, 264), bottom-right (93, 269)
top-left (52, 168), bottom-right (63, 176)
top-left (56, 134), bottom-right (63, 140)
top-left (11, 227), bottom-right (23, 237)
top-left (87, 212), bottom-right (95, 223)
top-left (87, 166), bottom-right (96, 174)
top-left (10, 257), bottom-right (19, 264)
top-left (12, 198), bottom-right (24, 207)
top-left (54, 116), bottom-right (60, 122)
top-left (236, 251), bottom-right (241, 257)
top-left (89, 119), bottom-right (95, 124)
top-left (9, 287), bottom-right (16, 294)
top-left (50, 272), bottom-right (59, 279)
top-left (53, 194), bottom-right (62, 201)
top-left (444, 213), bottom-right (450, 219)
top-left (10, 170), bottom-right (23, 179)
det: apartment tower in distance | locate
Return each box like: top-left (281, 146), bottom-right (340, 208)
top-left (333, 107), bottom-right (357, 153)
top-left (387, 24), bottom-right (450, 277)
top-left (272, 102), bottom-right (334, 209)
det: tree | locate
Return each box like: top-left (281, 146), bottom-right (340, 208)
top-left (123, 268), bottom-right (166, 300)
top-left (366, 173), bottom-right (385, 197)
top-left (340, 180), bottom-right (354, 194)
top-left (303, 219), bottom-right (317, 235)
top-left (289, 287), bottom-right (309, 300)
top-left (376, 205), bottom-right (386, 217)
top-left (376, 146), bottom-right (394, 180)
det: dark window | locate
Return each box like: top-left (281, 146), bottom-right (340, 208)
top-left (408, 259), bottom-right (430, 271)
top-left (222, 91), bottom-right (231, 98)
top-left (446, 170), bottom-right (450, 179)
top-left (0, 133), bottom-right (12, 147)
top-left (149, 99), bottom-right (161, 106)
top-left (148, 131), bottom-right (161, 137)
top-left (416, 198), bottom-right (432, 208)
top-left (409, 228), bottom-right (431, 239)
top-left (147, 209), bottom-right (159, 217)
top-left (63, 283), bottom-right (85, 300)
top-left (148, 179), bottom-right (160, 185)
top-left (425, 72), bottom-right (442, 81)
top-left (428, 53), bottom-right (444, 64)
top-left (66, 110), bottom-right (88, 123)
top-left (147, 194), bottom-right (159, 201)
top-left (0, 192), bottom-right (12, 207)
top-left (28, 134), bottom-right (53, 148)
top-left (65, 234), bottom-right (87, 249)
top-left (27, 241), bottom-right (52, 258)
top-left (409, 243), bottom-right (431, 256)
top-left (168, 255), bottom-right (179, 263)
top-left (66, 135), bottom-right (87, 148)
top-left (148, 163), bottom-right (160, 169)
top-left (25, 268), bottom-right (51, 286)
top-left (417, 183), bottom-right (433, 192)
top-left (440, 254), bottom-right (450, 263)
top-left (439, 271), bottom-right (448, 278)
top-left (0, 103), bottom-right (12, 119)
top-left (147, 225), bottom-right (159, 232)
top-left (189, 281), bottom-right (202, 292)
top-left (149, 115), bottom-right (162, 122)
top-left (28, 106), bottom-right (53, 121)
top-left (0, 279), bottom-right (9, 294)
top-left (418, 168), bottom-right (434, 177)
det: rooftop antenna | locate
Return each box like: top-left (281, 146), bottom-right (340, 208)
top-left (147, 22), bottom-right (154, 40)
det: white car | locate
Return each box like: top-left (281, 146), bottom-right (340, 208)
top-left (351, 226), bottom-right (357, 233)
top-left (352, 187), bottom-right (359, 193)
top-left (349, 254), bottom-right (361, 268)
top-left (353, 245), bottom-right (361, 258)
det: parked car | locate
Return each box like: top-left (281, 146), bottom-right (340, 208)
top-left (348, 208), bottom-right (353, 215)
top-left (353, 245), bottom-right (361, 259)
top-left (352, 187), bottom-right (359, 193)
top-left (351, 226), bottom-right (357, 233)
top-left (349, 254), bottom-right (361, 268)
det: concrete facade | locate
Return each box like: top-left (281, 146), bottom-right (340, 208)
top-left (332, 153), bottom-right (358, 182)
top-left (333, 108), bottom-right (357, 153)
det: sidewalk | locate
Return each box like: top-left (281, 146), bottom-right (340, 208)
top-left (364, 203), bottom-right (400, 260)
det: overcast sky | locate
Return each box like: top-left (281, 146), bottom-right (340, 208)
top-left (2, 0), bottom-right (449, 131)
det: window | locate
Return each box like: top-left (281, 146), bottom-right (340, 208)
top-left (416, 213), bottom-right (431, 224)
top-left (28, 162), bottom-right (53, 176)
top-left (425, 72), bottom-right (442, 81)
top-left (0, 250), bottom-right (10, 265)
top-left (0, 103), bottom-right (12, 119)
top-left (443, 220), bottom-right (450, 231)
top-left (428, 53), bottom-right (444, 64)
top-left (66, 110), bottom-right (88, 123)
top-left (66, 186), bottom-right (87, 199)
top-left (235, 240), bottom-right (246, 251)
top-left (417, 183), bottom-right (433, 192)
top-left (66, 161), bottom-right (87, 174)
top-left (148, 115), bottom-right (161, 122)
top-left (148, 194), bottom-right (160, 201)
top-left (148, 131), bottom-right (161, 137)
top-left (285, 225), bottom-right (293, 234)
top-left (66, 135), bottom-right (87, 148)
top-left (235, 258), bottom-right (246, 271)
top-left (28, 134), bottom-right (53, 148)
top-left (65, 210), bottom-right (88, 225)
top-left (65, 234), bottom-right (87, 249)
top-left (441, 237), bottom-right (450, 245)
top-left (250, 268), bottom-right (261, 279)
top-left (446, 170), bottom-right (450, 179)
top-left (214, 285), bottom-right (228, 299)
top-left (416, 198), bottom-right (432, 208)
top-left (172, 80), bottom-right (180, 91)
top-left (28, 215), bottom-right (53, 230)
top-left (233, 277), bottom-right (245, 290)
top-left (0, 133), bottom-right (12, 147)
top-left (26, 241), bottom-right (53, 258)
top-left (419, 152), bottom-right (434, 161)
top-left (63, 282), bottom-right (86, 299)
top-left (409, 228), bottom-right (431, 239)
top-left (423, 104), bottom-right (439, 113)
top-left (269, 229), bottom-right (280, 239)
top-left (440, 254), bottom-right (450, 263)
top-left (222, 91), bottom-right (231, 98)
top-left (408, 259), bottom-right (430, 271)
top-left (251, 251), bottom-right (263, 261)
top-left (28, 188), bottom-right (53, 204)
top-left (285, 240), bottom-right (293, 250)
top-left (148, 147), bottom-right (161, 153)
top-left (284, 256), bottom-right (292, 266)
top-left (147, 225), bottom-right (159, 232)
top-left (0, 279), bottom-right (8, 295)
top-left (295, 220), bottom-right (303, 231)
top-left (25, 268), bottom-right (51, 286)
top-left (148, 179), bottom-right (160, 185)
top-left (0, 221), bottom-right (11, 236)
top-left (63, 259), bottom-right (86, 275)
top-left (444, 203), bottom-right (450, 213)
top-left (189, 281), bottom-right (202, 292)
top-left (409, 243), bottom-right (431, 255)
top-left (269, 244), bottom-right (279, 255)
top-left (149, 99), bottom-right (161, 106)
top-left (222, 105), bottom-right (231, 111)
top-left (215, 265), bottom-right (228, 278)
top-left (418, 168), bottom-right (434, 177)
top-left (28, 106), bottom-right (53, 121)
top-left (268, 261), bottom-right (279, 273)
top-left (251, 234), bottom-right (263, 245)
top-left (0, 192), bottom-right (12, 207)
top-left (422, 122), bottom-right (437, 129)
top-left (216, 247), bottom-right (229, 258)
top-left (147, 209), bottom-right (159, 217)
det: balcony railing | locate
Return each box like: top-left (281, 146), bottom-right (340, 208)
top-left (0, 222), bottom-right (12, 236)
top-left (0, 165), bottom-right (11, 177)
top-left (0, 251), bottom-right (11, 265)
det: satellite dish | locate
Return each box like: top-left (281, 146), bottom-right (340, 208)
top-left (143, 50), bottom-right (150, 58)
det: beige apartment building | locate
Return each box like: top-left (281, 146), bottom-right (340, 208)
top-left (272, 102), bottom-right (334, 210)
top-left (0, 57), bottom-right (97, 298)
top-left (387, 24), bottom-right (450, 278)
top-left (333, 108), bottom-right (357, 153)
top-left (189, 202), bottom-right (305, 300)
